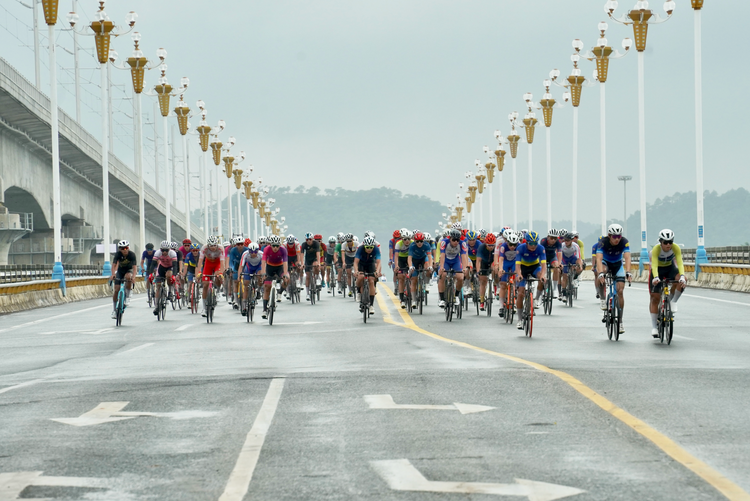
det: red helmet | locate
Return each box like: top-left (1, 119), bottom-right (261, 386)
top-left (462, 229), bottom-right (468, 237)
top-left (244, 238), bottom-right (251, 246)
top-left (414, 232), bottom-right (424, 242)
top-left (182, 238), bottom-right (191, 245)
top-left (314, 234), bottom-right (322, 240)
top-left (485, 233), bottom-right (497, 245)
top-left (393, 230), bottom-right (401, 239)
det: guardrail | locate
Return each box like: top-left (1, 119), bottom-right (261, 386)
top-left (0, 275), bottom-right (142, 297)
top-left (0, 264), bottom-right (102, 284)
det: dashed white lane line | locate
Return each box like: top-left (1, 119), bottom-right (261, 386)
top-left (175, 324), bottom-right (195, 331)
top-left (630, 285), bottom-right (750, 306)
top-left (116, 343), bottom-right (154, 355)
top-left (218, 378), bottom-right (285, 501)
top-left (0, 304), bottom-right (110, 333)
top-left (0, 378), bottom-right (47, 395)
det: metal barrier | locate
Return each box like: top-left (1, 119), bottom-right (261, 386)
top-left (0, 264), bottom-right (102, 284)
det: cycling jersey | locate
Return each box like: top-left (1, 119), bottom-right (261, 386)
top-left (597, 236), bottom-right (631, 263)
top-left (560, 242), bottom-right (581, 261)
top-left (342, 242), bottom-right (358, 259)
top-left (153, 249), bottom-right (177, 268)
top-left (285, 243), bottom-right (298, 257)
top-left (240, 250), bottom-right (264, 275)
top-left (394, 239), bottom-right (411, 259)
top-left (540, 237), bottom-right (562, 263)
top-left (476, 243), bottom-right (494, 269)
top-left (201, 245), bottom-right (224, 263)
top-left (141, 250), bottom-right (156, 269)
top-left (515, 243), bottom-right (546, 267)
top-left (465, 240), bottom-right (481, 262)
top-left (178, 245), bottom-right (190, 258)
top-left (300, 240), bottom-right (320, 265)
top-left (651, 243), bottom-right (684, 275)
top-left (228, 246), bottom-right (246, 271)
top-left (113, 250), bottom-right (137, 270)
top-left (439, 238), bottom-right (466, 263)
top-left (574, 238), bottom-right (585, 261)
top-left (263, 245), bottom-right (288, 266)
top-left (183, 251), bottom-right (200, 274)
top-left (408, 242), bottom-right (431, 261)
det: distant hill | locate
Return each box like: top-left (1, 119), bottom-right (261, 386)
top-left (581, 188), bottom-right (750, 251)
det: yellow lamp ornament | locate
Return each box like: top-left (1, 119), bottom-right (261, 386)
top-left (475, 172), bottom-right (486, 194)
top-left (507, 131), bottom-right (520, 159)
top-left (233, 169), bottom-right (243, 190)
top-left (455, 206), bottom-right (464, 221)
top-left (465, 195), bottom-right (473, 213)
top-left (243, 180), bottom-right (253, 199)
top-left (468, 184), bottom-right (478, 203)
top-left (174, 98), bottom-right (190, 136)
top-left (251, 191), bottom-right (259, 209)
top-left (222, 156), bottom-right (234, 178)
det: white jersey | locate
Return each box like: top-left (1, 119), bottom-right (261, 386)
top-left (240, 249), bottom-right (263, 269)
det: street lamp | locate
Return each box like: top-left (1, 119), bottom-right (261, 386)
top-left (221, 141), bottom-right (244, 239)
top-left (521, 93), bottom-right (538, 231)
top-left (692, 0), bottom-right (708, 273)
top-left (587, 22), bottom-right (632, 236)
top-left (483, 145), bottom-right (498, 232)
top-left (618, 175), bottom-right (633, 238)
top-left (474, 161), bottom-right (486, 231)
top-left (607, 0), bottom-right (675, 272)
top-left (492, 132), bottom-right (507, 229)
top-left (68, 0), bottom-right (137, 275)
top-left (40, 0), bottom-right (64, 284)
top-left (109, 33), bottom-right (163, 254)
top-left (195, 101), bottom-right (212, 236)
top-left (173, 95), bottom-right (193, 240)
top-left (538, 76), bottom-right (569, 231)
top-left (506, 113), bottom-right (522, 230)
top-left (208, 121), bottom-right (226, 238)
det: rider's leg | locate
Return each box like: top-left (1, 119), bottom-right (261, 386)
top-left (616, 281), bottom-right (625, 309)
top-left (553, 266), bottom-right (560, 295)
top-left (479, 274), bottom-right (487, 302)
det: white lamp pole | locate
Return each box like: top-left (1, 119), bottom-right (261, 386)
top-left (507, 114), bottom-right (521, 230)
top-left (522, 93), bottom-right (538, 231)
top-left (492, 133), bottom-right (506, 230)
top-left (692, 0), bottom-right (708, 273)
top-left (540, 74), bottom-right (569, 232)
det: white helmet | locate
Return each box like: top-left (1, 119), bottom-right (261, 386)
top-left (607, 223), bottom-right (624, 236)
top-left (170, 241), bottom-right (179, 249)
top-left (506, 232), bottom-right (520, 245)
top-left (258, 235), bottom-right (267, 244)
top-left (248, 243), bottom-right (260, 252)
top-left (206, 236), bottom-right (219, 246)
top-left (363, 236), bottom-right (376, 246)
top-left (659, 229), bottom-right (674, 242)
top-left (117, 240), bottom-right (129, 248)
top-left (328, 235), bottom-right (336, 243)
top-left (232, 236), bottom-right (244, 245)
top-left (451, 222), bottom-right (462, 230)
top-left (268, 235), bottom-right (282, 245)
top-left (286, 234), bottom-right (296, 244)
top-left (548, 228), bottom-right (559, 237)
top-left (160, 240), bottom-right (170, 249)
top-left (400, 229), bottom-right (413, 239)
top-left (365, 230), bottom-right (375, 239)
top-left (223, 241), bottom-right (230, 247)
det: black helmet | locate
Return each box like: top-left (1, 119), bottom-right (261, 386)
top-left (145, 243), bottom-right (154, 250)
top-left (449, 229), bottom-right (461, 239)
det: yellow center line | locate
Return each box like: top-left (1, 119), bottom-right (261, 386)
top-left (376, 283), bottom-right (750, 501)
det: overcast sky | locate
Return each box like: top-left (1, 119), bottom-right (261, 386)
top-left (1, 0), bottom-right (747, 230)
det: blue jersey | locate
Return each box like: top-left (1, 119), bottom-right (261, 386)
top-left (141, 250), bottom-right (156, 267)
top-left (498, 242), bottom-right (519, 265)
top-left (228, 246), bottom-right (246, 271)
top-left (597, 236), bottom-right (630, 263)
top-left (355, 245), bottom-right (381, 265)
top-left (183, 251), bottom-right (199, 273)
top-left (540, 237), bottom-right (562, 262)
top-left (516, 243), bottom-right (546, 267)
top-left (476, 243), bottom-right (494, 266)
top-left (408, 242), bottom-right (431, 261)
top-left (465, 240), bottom-right (481, 261)
top-left (440, 238), bottom-right (467, 263)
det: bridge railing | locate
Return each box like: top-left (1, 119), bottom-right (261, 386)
top-left (0, 211), bottom-right (33, 231)
top-left (625, 246), bottom-right (750, 265)
top-left (0, 264), bottom-right (102, 284)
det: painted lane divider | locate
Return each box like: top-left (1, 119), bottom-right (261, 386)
top-left (371, 459), bottom-right (584, 500)
top-left (51, 402), bottom-right (217, 427)
top-left (0, 471), bottom-right (111, 500)
top-left (364, 394), bottom-right (494, 414)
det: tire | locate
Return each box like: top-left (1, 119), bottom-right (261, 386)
top-left (115, 294), bottom-right (123, 326)
top-left (568, 283), bottom-right (574, 308)
top-left (666, 303), bottom-right (673, 345)
top-left (614, 302), bottom-right (621, 342)
top-left (523, 296), bottom-right (531, 337)
top-left (606, 297), bottom-right (614, 341)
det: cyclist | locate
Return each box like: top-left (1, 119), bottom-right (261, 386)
top-left (573, 231), bottom-right (585, 269)
top-left (592, 236), bottom-right (603, 299)
top-left (334, 234), bottom-right (346, 294)
top-left (152, 240), bottom-right (177, 316)
top-left (559, 233), bottom-right (583, 304)
top-left (437, 229), bottom-right (467, 308)
top-left (325, 236), bottom-right (337, 292)
top-left (649, 229), bottom-right (687, 338)
top-left (389, 230), bottom-right (401, 284)
top-left (315, 235), bottom-right (327, 286)
top-left (110, 240), bottom-right (137, 317)
top-left (181, 243), bottom-right (201, 290)
top-left (178, 238), bottom-right (191, 260)
top-left (475, 232), bottom-right (496, 310)
top-left (239, 243), bottom-right (264, 315)
top-left (407, 232), bottom-right (433, 310)
top-left (539, 229), bottom-right (562, 300)
top-left (196, 236), bottom-right (225, 317)
top-left (596, 224), bottom-right (632, 334)
top-left (258, 236), bottom-right (268, 252)
top-left (394, 230), bottom-right (413, 308)
top-left (514, 231), bottom-right (547, 329)
top-left (495, 231), bottom-right (520, 318)
top-left (261, 235), bottom-right (289, 319)
top-left (140, 242), bottom-right (156, 277)
top-left (340, 233), bottom-right (358, 297)
top-left (354, 235), bottom-right (382, 315)
top-left (227, 236), bottom-right (247, 308)
top-left (300, 232), bottom-right (321, 301)
top-left (285, 234), bottom-right (301, 274)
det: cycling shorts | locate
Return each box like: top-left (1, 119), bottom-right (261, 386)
top-left (518, 264), bottom-right (541, 288)
top-left (442, 259), bottom-right (462, 273)
top-left (202, 260), bottom-right (222, 282)
top-left (410, 260), bottom-right (426, 278)
top-left (499, 262), bottom-right (516, 283)
top-left (155, 264), bottom-right (171, 282)
top-left (288, 255), bottom-right (298, 267)
top-left (601, 260), bottom-right (626, 283)
top-left (114, 266), bottom-right (132, 285)
top-left (649, 263), bottom-right (679, 293)
top-left (265, 265), bottom-right (285, 283)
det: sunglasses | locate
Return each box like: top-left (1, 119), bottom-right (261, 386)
top-left (611, 235), bottom-right (622, 239)
top-left (450, 238), bottom-right (459, 242)
top-left (364, 245), bottom-right (375, 250)
top-left (119, 246), bottom-right (129, 250)
top-left (662, 240), bottom-right (673, 245)
top-left (271, 244), bottom-right (280, 248)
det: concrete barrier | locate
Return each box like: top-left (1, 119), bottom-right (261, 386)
top-left (0, 278), bottom-right (146, 315)
top-left (580, 268), bottom-right (750, 293)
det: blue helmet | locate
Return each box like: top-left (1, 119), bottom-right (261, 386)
top-left (466, 230), bottom-right (478, 240)
top-left (526, 231), bottom-right (540, 245)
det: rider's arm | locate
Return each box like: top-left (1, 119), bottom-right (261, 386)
top-left (111, 259), bottom-right (118, 277)
top-left (353, 258), bottom-right (360, 273)
top-left (624, 251), bottom-right (632, 274)
top-left (375, 259), bottom-right (382, 276)
top-left (673, 244), bottom-right (685, 277)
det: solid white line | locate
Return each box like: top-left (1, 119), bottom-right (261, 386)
top-left (218, 378), bottom-right (285, 501)
top-left (0, 378), bottom-right (46, 395)
top-left (175, 324), bottom-right (194, 331)
top-left (0, 304), bottom-right (110, 333)
top-left (117, 343), bottom-right (154, 355)
top-left (630, 285), bottom-right (750, 306)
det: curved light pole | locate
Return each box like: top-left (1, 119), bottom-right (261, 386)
top-left (173, 95), bottom-right (193, 240)
top-left (587, 22), bottom-right (632, 236)
top-left (692, 0), bottom-right (708, 273)
top-left (607, 0), bottom-right (675, 272)
top-left (196, 101), bottom-right (212, 237)
top-left (222, 143), bottom-right (245, 240)
top-left (538, 76), bottom-right (569, 231)
top-left (492, 132), bottom-right (507, 229)
top-left (521, 93), bottom-right (538, 231)
top-left (506, 113), bottom-right (522, 230)
top-left (68, 1), bottom-right (137, 275)
top-left (208, 122), bottom-right (226, 238)
top-left (474, 162), bottom-right (486, 231)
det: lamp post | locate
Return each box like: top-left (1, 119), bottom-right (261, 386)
top-left (538, 76), bottom-right (569, 231)
top-left (173, 95), bottom-right (192, 240)
top-left (483, 146), bottom-right (497, 232)
top-left (506, 113), bottom-right (522, 230)
top-left (40, 0), bottom-right (64, 283)
top-left (68, 1), bottom-right (137, 276)
top-left (492, 132), bottom-right (507, 230)
top-left (587, 22), bottom-right (632, 236)
top-left (221, 141), bottom-right (244, 239)
top-left (109, 34), bottom-right (163, 255)
top-left (692, 0), bottom-right (708, 273)
top-left (196, 101), bottom-right (213, 237)
top-left (243, 180), bottom-right (253, 238)
top-left (618, 175), bottom-right (632, 237)
top-left (474, 162), bottom-right (486, 230)
top-left (153, 64), bottom-right (188, 242)
top-left (208, 120), bottom-right (226, 238)
top-left (521, 93), bottom-right (538, 231)
top-left (607, 0), bottom-right (675, 272)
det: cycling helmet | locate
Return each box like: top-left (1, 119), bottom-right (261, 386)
top-left (466, 230), bottom-right (478, 240)
top-left (233, 236), bottom-right (244, 245)
top-left (160, 240), bottom-right (170, 249)
top-left (244, 238), bottom-right (251, 246)
top-left (365, 230), bottom-right (375, 238)
top-left (400, 229), bottom-right (413, 240)
top-left (443, 229), bottom-right (451, 237)
top-left (400, 227), bottom-right (408, 236)
top-left (449, 229), bottom-right (461, 239)
top-left (328, 236), bottom-right (336, 243)
top-left (286, 235), bottom-right (296, 244)
top-left (206, 236), bottom-right (219, 246)
top-left (659, 229), bottom-right (674, 242)
top-left (573, 231), bottom-right (579, 238)
top-left (190, 243), bottom-right (201, 250)
top-left (506, 232), bottom-right (521, 245)
top-left (424, 232), bottom-right (432, 241)
top-left (412, 229), bottom-right (419, 236)
top-left (607, 223), bottom-right (624, 236)
top-left (558, 228), bottom-right (567, 237)
top-left (352, 236), bottom-right (359, 244)
top-left (526, 231), bottom-right (540, 244)
top-left (479, 228), bottom-right (487, 238)
top-left (314, 234), bottom-right (322, 240)
top-left (502, 226), bottom-right (512, 233)
top-left (258, 236), bottom-right (267, 244)
top-left (345, 233), bottom-right (353, 241)
top-left (451, 222), bottom-right (462, 230)
top-left (182, 238), bottom-right (191, 245)
top-left (268, 235), bottom-right (282, 245)
top-left (393, 230), bottom-right (401, 239)
top-left (117, 240), bottom-right (129, 248)
top-left (564, 233), bottom-right (575, 240)
top-left (223, 241), bottom-right (230, 247)
top-left (145, 242), bottom-right (154, 250)
top-left (248, 243), bottom-right (260, 252)
top-left (170, 242), bottom-right (179, 249)
top-left (304, 232), bottom-right (314, 240)
top-left (363, 236), bottom-right (376, 246)
top-left (484, 233), bottom-right (497, 245)
top-left (337, 232), bottom-right (344, 239)
top-left (414, 232), bottom-right (425, 242)
top-left (548, 228), bottom-right (558, 237)
top-left (521, 229), bottom-right (529, 236)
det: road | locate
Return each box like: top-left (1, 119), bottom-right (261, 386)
top-left (1, 280), bottom-right (749, 501)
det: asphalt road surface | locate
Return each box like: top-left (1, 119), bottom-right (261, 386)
top-left (1, 279), bottom-right (749, 501)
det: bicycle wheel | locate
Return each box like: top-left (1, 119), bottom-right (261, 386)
top-left (445, 281), bottom-right (453, 322)
top-left (457, 290), bottom-right (463, 319)
top-left (115, 291), bottom-right (124, 326)
top-left (606, 296), bottom-right (614, 341)
top-left (614, 301), bottom-right (621, 342)
top-left (147, 284), bottom-right (153, 307)
top-left (474, 284), bottom-right (480, 316)
top-left (523, 294), bottom-right (531, 336)
top-left (362, 282), bottom-right (369, 323)
top-left (666, 301), bottom-right (673, 345)
top-left (567, 280), bottom-right (574, 308)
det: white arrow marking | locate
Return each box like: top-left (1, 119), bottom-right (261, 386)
top-left (371, 459), bottom-right (585, 501)
top-left (50, 402), bottom-right (217, 427)
top-left (0, 471), bottom-right (110, 500)
top-left (364, 395), bottom-right (494, 414)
